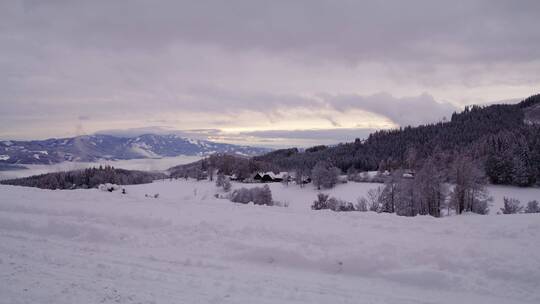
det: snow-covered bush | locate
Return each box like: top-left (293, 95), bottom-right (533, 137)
top-left (230, 185), bottom-right (273, 206)
top-left (524, 200), bottom-right (540, 213)
top-left (328, 197), bottom-right (355, 212)
top-left (222, 178), bottom-right (232, 192)
top-left (500, 197), bottom-right (523, 214)
top-left (215, 173), bottom-right (232, 193)
top-left (472, 199), bottom-right (490, 215)
top-left (311, 194), bottom-right (354, 212)
top-left (355, 197), bottom-right (368, 212)
top-left (311, 193), bottom-right (330, 210)
top-left (98, 183), bottom-right (121, 192)
top-left (367, 187), bottom-right (383, 212)
top-left (230, 188), bottom-right (252, 204)
top-left (252, 185), bottom-right (273, 206)
top-left (215, 173), bottom-right (225, 187)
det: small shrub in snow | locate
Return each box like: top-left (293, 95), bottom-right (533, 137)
top-left (328, 198), bottom-right (354, 212)
top-left (230, 185), bottom-right (273, 206)
top-left (355, 197), bottom-right (368, 212)
top-left (230, 188), bottom-right (251, 204)
top-left (311, 194), bottom-right (354, 212)
top-left (98, 183), bottom-right (120, 192)
top-left (524, 200), bottom-right (540, 213)
top-left (326, 197), bottom-right (341, 211)
top-left (472, 199), bottom-right (490, 215)
top-left (500, 197), bottom-right (523, 214)
top-left (367, 187), bottom-right (383, 212)
top-left (222, 178), bottom-right (232, 192)
top-left (216, 173), bottom-right (225, 187)
top-left (311, 193), bottom-right (330, 210)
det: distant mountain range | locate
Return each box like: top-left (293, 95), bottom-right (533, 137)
top-left (0, 134), bottom-right (271, 165)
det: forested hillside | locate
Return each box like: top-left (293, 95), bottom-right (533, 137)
top-left (168, 153), bottom-right (272, 180)
top-left (255, 94), bottom-right (540, 186)
top-left (0, 166), bottom-right (166, 190)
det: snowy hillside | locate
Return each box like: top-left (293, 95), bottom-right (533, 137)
top-left (1, 180), bottom-right (539, 303)
top-left (0, 134), bottom-right (270, 165)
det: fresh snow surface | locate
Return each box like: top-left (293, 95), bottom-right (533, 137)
top-left (1, 179), bottom-right (540, 304)
top-left (0, 156), bottom-right (201, 180)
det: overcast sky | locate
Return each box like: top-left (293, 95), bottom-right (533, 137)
top-left (1, 0), bottom-right (539, 147)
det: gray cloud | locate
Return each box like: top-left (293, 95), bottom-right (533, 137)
top-left (6, 0), bottom-right (539, 64)
top-left (0, 0), bottom-right (538, 143)
top-left (323, 93), bottom-right (458, 126)
top-left (238, 128), bottom-right (375, 147)
top-left (181, 88), bottom-right (458, 127)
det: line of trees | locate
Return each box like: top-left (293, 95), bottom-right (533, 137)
top-left (310, 155), bottom-right (492, 217)
top-left (368, 155), bottom-right (491, 217)
top-left (500, 198), bottom-right (540, 214)
top-left (0, 166), bottom-right (165, 190)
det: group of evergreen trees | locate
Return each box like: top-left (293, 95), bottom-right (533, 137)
top-left (254, 94), bottom-right (540, 187)
top-left (0, 166), bottom-right (165, 190)
top-left (169, 153), bottom-right (274, 180)
top-left (500, 197), bottom-right (540, 214)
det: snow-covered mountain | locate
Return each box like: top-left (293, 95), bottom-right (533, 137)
top-left (0, 134), bottom-right (271, 165)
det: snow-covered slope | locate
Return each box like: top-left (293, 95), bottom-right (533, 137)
top-left (1, 180), bottom-right (539, 303)
top-left (0, 134), bottom-right (270, 165)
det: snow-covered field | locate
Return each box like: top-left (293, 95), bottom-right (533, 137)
top-left (0, 156), bottom-right (202, 181)
top-left (1, 180), bottom-right (539, 303)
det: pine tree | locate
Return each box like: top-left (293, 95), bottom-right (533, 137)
top-left (524, 200), bottom-right (540, 213)
top-left (501, 197), bottom-right (523, 214)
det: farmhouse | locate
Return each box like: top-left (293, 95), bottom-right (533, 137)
top-left (251, 172), bottom-right (291, 183)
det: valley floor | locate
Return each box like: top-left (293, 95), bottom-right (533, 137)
top-left (1, 180), bottom-right (539, 303)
